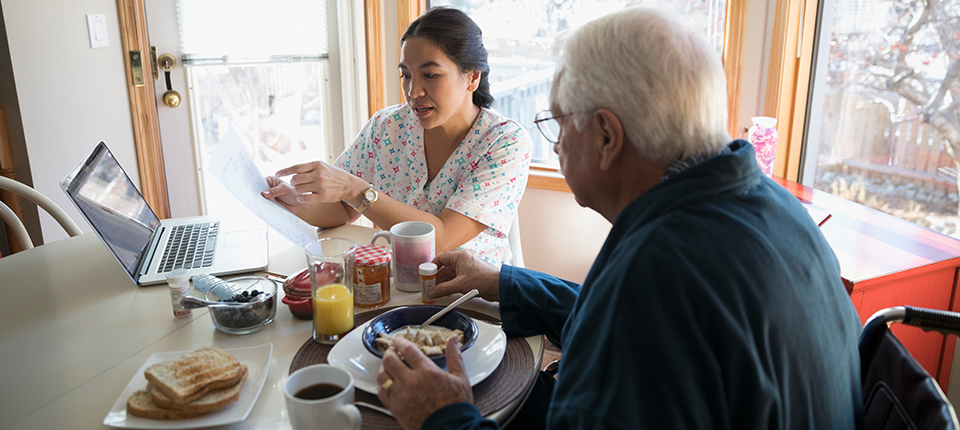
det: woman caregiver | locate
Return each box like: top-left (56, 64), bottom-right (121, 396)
top-left (262, 7), bottom-right (532, 267)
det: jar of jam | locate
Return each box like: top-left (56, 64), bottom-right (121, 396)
top-left (353, 244), bottom-right (391, 308)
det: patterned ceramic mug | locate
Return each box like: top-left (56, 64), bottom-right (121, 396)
top-left (372, 221), bottom-right (435, 293)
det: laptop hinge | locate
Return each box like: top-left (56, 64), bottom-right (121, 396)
top-left (139, 226), bottom-right (165, 277)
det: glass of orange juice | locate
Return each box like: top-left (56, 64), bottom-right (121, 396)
top-left (306, 238), bottom-right (356, 344)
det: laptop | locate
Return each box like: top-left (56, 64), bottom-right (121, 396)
top-left (60, 141), bottom-right (269, 285)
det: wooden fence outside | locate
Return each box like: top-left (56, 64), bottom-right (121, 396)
top-left (818, 91), bottom-right (958, 192)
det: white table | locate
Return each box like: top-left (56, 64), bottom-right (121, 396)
top-left (0, 225), bottom-right (542, 429)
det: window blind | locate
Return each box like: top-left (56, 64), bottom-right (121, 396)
top-left (176, 0), bottom-right (328, 64)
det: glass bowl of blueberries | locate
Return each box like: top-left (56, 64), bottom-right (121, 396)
top-left (203, 276), bottom-right (279, 335)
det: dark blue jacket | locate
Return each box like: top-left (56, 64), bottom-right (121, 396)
top-left (424, 140), bottom-right (862, 429)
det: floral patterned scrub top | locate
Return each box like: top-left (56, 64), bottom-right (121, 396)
top-left (335, 104), bottom-right (532, 267)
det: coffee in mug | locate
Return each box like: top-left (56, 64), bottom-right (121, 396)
top-left (295, 383), bottom-right (344, 400)
top-left (283, 364), bottom-right (361, 430)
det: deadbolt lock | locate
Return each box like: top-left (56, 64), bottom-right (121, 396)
top-left (158, 53), bottom-right (177, 71)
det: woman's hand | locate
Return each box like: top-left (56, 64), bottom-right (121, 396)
top-left (261, 175), bottom-right (301, 214)
top-left (377, 336), bottom-right (473, 430)
top-left (431, 250), bottom-right (501, 302)
top-left (274, 161), bottom-right (364, 206)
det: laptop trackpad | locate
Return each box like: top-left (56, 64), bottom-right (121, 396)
top-left (225, 229), bottom-right (260, 248)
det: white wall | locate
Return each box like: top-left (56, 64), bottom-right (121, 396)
top-left (1, 0), bottom-right (136, 245)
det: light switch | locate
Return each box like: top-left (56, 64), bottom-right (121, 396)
top-left (86, 14), bottom-right (108, 48)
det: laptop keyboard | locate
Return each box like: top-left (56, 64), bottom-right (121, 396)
top-left (158, 222), bottom-right (220, 272)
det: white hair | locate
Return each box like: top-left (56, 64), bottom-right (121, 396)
top-left (552, 7), bottom-right (731, 165)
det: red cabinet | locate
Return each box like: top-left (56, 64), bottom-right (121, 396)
top-left (775, 178), bottom-right (960, 388)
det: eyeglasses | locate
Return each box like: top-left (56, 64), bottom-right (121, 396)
top-left (533, 110), bottom-right (577, 144)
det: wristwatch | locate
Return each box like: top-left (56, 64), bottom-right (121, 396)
top-left (352, 184), bottom-right (378, 214)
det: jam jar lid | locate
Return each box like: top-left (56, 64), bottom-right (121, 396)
top-left (355, 244), bottom-right (391, 267)
top-left (283, 268), bottom-right (311, 295)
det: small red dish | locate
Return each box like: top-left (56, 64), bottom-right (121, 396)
top-left (282, 268), bottom-right (313, 319)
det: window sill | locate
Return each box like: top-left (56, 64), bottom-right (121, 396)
top-left (528, 165), bottom-right (570, 193)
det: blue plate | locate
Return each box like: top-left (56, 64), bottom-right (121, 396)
top-left (361, 306), bottom-right (479, 368)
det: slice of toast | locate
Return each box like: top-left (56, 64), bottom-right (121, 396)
top-left (144, 346), bottom-right (243, 405)
top-left (150, 365), bottom-right (248, 413)
top-left (126, 390), bottom-right (214, 420)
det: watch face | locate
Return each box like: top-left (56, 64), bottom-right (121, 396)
top-left (364, 188), bottom-right (377, 202)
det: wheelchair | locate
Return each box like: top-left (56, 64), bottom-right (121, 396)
top-left (861, 306), bottom-right (960, 429)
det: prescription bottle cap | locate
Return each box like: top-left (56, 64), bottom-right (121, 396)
top-left (418, 262), bottom-right (437, 276)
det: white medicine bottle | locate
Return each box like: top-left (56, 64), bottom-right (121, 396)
top-left (166, 269), bottom-right (192, 318)
top-left (419, 262), bottom-right (437, 305)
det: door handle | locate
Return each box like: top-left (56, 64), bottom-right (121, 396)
top-left (157, 53), bottom-right (181, 108)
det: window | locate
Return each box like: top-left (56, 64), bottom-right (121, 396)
top-left (429, 0), bottom-right (728, 167)
top-left (802, 0), bottom-right (960, 238)
top-left (187, 64), bottom-right (329, 176)
top-left (176, 0), bottom-right (333, 216)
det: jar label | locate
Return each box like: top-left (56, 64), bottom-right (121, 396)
top-left (355, 282), bottom-right (383, 305)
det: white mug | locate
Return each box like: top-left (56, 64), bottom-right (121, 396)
top-left (372, 221), bottom-right (435, 292)
top-left (283, 364), bottom-right (362, 430)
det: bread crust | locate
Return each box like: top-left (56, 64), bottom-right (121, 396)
top-left (126, 390), bottom-right (215, 420)
top-left (127, 347), bottom-right (247, 421)
top-left (144, 346), bottom-right (243, 405)
top-left (150, 366), bottom-right (248, 413)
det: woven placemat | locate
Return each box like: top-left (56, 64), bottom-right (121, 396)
top-left (289, 306), bottom-right (535, 429)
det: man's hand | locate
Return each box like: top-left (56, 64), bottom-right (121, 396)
top-left (274, 161), bottom-right (365, 206)
top-left (432, 250), bottom-right (501, 302)
top-left (261, 175), bottom-right (300, 214)
top-left (377, 336), bottom-right (473, 430)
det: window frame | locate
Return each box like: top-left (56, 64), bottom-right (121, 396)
top-left (118, 0), bottom-right (356, 217)
top-left (796, 0), bottom-right (834, 182)
top-left (123, 1), bottom-right (759, 205)
top-left (117, 0), bottom-right (169, 218)
top-left (766, 0), bottom-right (821, 182)
top-left (518, 1), bottom-right (748, 191)
top-left (364, 1), bottom-right (755, 193)
top-left (364, 0), bottom-right (425, 117)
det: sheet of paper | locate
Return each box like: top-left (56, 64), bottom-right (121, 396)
top-left (802, 202), bottom-right (832, 227)
top-left (208, 127), bottom-right (318, 248)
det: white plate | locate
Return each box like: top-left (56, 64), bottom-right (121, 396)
top-left (103, 343), bottom-right (273, 429)
top-left (328, 319), bottom-right (506, 393)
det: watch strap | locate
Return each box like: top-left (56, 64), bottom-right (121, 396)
top-left (354, 184), bottom-right (377, 213)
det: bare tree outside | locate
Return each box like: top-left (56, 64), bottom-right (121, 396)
top-left (811, 0), bottom-right (960, 237)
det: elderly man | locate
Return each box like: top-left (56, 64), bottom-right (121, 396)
top-left (375, 6), bottom-right (862, 430)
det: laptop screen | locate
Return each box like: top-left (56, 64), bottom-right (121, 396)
top-left (60, 142), bottom-right (161, 278)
